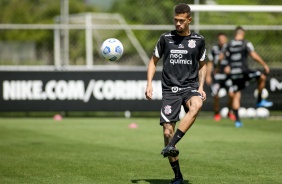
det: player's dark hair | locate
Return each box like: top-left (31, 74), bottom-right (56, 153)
top-left (174, 3), bottom-right (191, 15)
top-left (235, 26), bottom-right (245, 35)
top-left (217, 32), bottom-right (226, 37)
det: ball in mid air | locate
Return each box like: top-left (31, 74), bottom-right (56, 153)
top-left (100, 38), bottom-right (124, 62)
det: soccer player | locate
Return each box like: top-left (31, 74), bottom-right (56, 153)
top-left (206, 33), bottom-right (235, 121)
top-left (219, 26), bottom-right (273, 128)
top-left (145, 3), bottom-right (206, 184)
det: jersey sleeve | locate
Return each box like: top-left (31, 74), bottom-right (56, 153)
top-left (207, 48), bottom-right (213, 61)
top-left (221, 43), bottom-right (231, 64)
top-left (221, 43), bottom-right (228, 53)
top-left (198, 38), bottom-right (206, 61)
top-left (246, 41), bottom-right (255, 52)
top-left (153, 34), bottom-right (165, 58)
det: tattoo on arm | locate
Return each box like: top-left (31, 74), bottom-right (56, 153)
top-left (198, 62), bottom-right (207, 88)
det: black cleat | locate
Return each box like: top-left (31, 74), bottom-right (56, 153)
top-left (161, 145), bottom-right (179, 157)
top-left (169, 177), bottom-right (184, 184)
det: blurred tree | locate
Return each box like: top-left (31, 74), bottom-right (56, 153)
top-left (0, 0), bottom-right (96, 41)
top-left (0, 0), bottom-right (97, 65)
top-left (110, 0), bottom-right (186, 24)
top-left (109, 0), bottom-right (186, 54)
top-left (110, 0), bottom-right (281, 65)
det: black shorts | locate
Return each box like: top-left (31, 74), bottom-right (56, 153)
top-left (211, 78), bottom-right (232, 97)
top-left (229, 70), bottom-right (261, 92)
top-left (160, 88), bottom-right (202, 125)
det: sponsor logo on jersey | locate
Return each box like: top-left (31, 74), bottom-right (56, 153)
top-left (230, 53), bottom-right (242, 61)
top-left (178, 44), bottom-right (184, 48)
top-left (171, 86), bottom-right (179, 93)
top-left (170, 50), bottom-right (188, 54)
top-left (164, 105), bottom-right (172, 115)
top-left (170, 58), bottom-right (192, 65)
top-left (230, 40), bottom-right (243, 46)
top-left (169, 50), bottom-right (191, 65)
top-left (171, 86), bottom-right (190, 93)
top-left (165, 33), bottom-right (175, 37)
top-left (188, 40), bottom-right (196, 48)
top-left (191, 35), bottom-right (202, 38)
top-left (229, 47), bottom-right (243, 52)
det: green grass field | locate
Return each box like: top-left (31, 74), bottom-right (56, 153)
top-left (0, 117), bottom-right (281, 184)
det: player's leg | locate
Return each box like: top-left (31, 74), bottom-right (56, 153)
top-left (162, 122), bottom-right (183, 183)
top-left (227, 94), bottom-right (236, 121)
top-left (163, 95), bottom-right (203, 152)
top-left (232, 91), bottom-right (243, 128)
top-left (161, 92), bottom-right (203, 156)
top-left (160, 95), bottom-right (182, 158)
top-left (224, 78), bottom-right (236, 121)
top-left (228, 77), bottom-right (243, 127)
top-left (213, 94), bottom-right (221, 121)
top-left (258, 73), bottom-right (266, 93)
top-left (256, 73), bottom-right (273, 107)
top-left (161, 94), bottom-right (202, 183)
top-left (211, 82), bottom-right (221, 121)
top-left (161, 122), bottom-right (180, 157)
top-left (177, 95), bottom-right (203, 133)
top-left (227, 89), bottom-right (235, 115)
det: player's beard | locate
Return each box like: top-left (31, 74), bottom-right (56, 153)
top-left (176, 24), bottom-right (189, 34)
top-left (176, 26), bottom-right (183, 33)
top-left (176, 29), bottom-right (183, 34)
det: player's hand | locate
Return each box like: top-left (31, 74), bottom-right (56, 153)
top-left (214, 65), bottom-right (221, 74)
top-left (224, 66), bottom-right (231, 74)
top-left (263, 65), bottom-right (270, 75)
top-left (198, 88), bottom-right (206, 101)
top-left (145, 84), bottom-right (153, 100)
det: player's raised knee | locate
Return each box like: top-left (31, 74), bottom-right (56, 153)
top-left (190, 99), bottom-right (203, 112)
top-left (260, 73), bottom-right (266, 81)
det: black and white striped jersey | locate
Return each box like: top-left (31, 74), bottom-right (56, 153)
top-left (223, 39), bottom-right (255, 75)
top-left (208, 45), bottom-right (228, 76)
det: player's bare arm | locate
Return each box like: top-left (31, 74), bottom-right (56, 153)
top-left (198, 61), bottom-right (207, 101)
top-left (218, 52), bottom-right (231, 75)
top-left (249, 51), bottom-right (270, 74)
top-left (205, 60), bottom-right (213, 85)
top-left (145, 55), bottom-right (159, 100)
top-left (216, 52), bottom-right (225, 73)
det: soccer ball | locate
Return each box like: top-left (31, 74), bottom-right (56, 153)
top-left (254, 88), bottom-right (269, 99)
top-left (100, 38), bottom-right (123, 62)
top-left (179, 105), bottom-right (186, 119)
top-left (220, 107), bottom-right (229, 118)
top-left (247, 107), bottom-right (257, 118)
top-left (218, 88), bottom-right (227, 98)
top-left (238, 107), bottom-right (248, 118)
top-left (256, 107), bottom-right (270, 118)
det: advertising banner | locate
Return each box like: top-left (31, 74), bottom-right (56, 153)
top-left (0, 69), bottom-right (281, 111)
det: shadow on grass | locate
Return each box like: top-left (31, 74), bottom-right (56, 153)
top-left (131, 179), bottom-right (190, 184)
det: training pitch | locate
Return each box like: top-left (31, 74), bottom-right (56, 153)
top-left (0, 117), bottom-right (281, 184)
